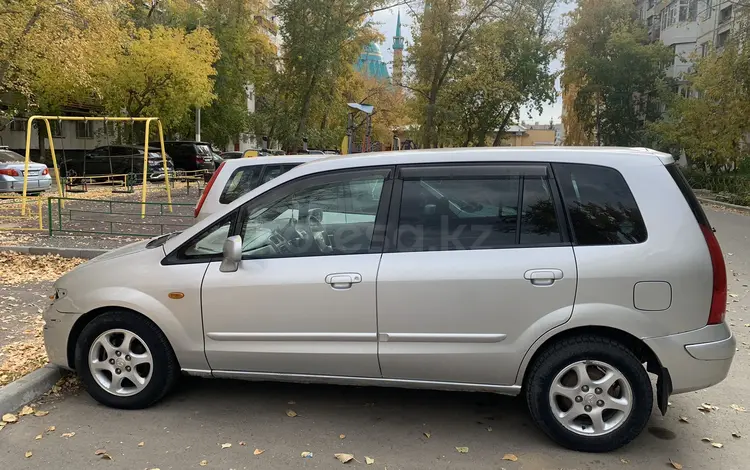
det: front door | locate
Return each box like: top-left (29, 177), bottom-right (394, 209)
top-left (200, 167), bottom-right (393, 377)
top-left (377, 164), bottom-right (577, 385)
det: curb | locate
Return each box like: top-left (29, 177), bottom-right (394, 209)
top-left (0, 246), bottom-right (107, 259)
top-left (698, 197), bottom-right (750, 214)
top-left (0, 365), bottom-right (63, 416)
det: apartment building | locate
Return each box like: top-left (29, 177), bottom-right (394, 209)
top-left (637, 0), bottom-right (740, 86)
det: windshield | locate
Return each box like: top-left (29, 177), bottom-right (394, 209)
top-left (0, 150), bottom-right (24, 163)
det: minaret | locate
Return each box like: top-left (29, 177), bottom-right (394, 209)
top-left (392, 11), bottom-right (404, 87)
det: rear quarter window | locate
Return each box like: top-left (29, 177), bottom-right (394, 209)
top-left (219, 166), bottom-right (262, 204)
top-left (552, 163), bottom-right (647, 245)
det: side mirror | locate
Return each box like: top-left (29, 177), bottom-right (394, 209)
top-left (220, 235), bottom-right (242, 273)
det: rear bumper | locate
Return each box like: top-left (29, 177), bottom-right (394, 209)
top-left (0, 178), bottom-right (52, 192)
top-left (644, 322), bottom-right (735, 394)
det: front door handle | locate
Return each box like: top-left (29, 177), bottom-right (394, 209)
top-left (325, 272), bottom-right (362, 290)
top-left (524, 269), bottom-right (563, 286)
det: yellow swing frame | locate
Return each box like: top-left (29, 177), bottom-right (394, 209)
top-left (20, 116), bottom-right (172, 217)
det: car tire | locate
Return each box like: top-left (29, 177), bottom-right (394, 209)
top-left (525, 336), bottom-right (653, 452)
top-left (74, 310), bottom-right (180, 410)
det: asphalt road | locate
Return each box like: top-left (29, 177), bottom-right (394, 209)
top-left (1, 206), bottom-right (750, 470)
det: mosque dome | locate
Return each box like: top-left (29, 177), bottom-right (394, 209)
top-left (355, 41), bottom-right (390, 81)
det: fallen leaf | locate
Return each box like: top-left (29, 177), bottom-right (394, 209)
top-left (730, 293), bottom-right (738, 298)
top-left (286, 409), bottom-right (298, 418)
top-left (239, 441), bottom-right (246, 446)
top-left (339, 434), bottom-right (346, 439)
top-left (334, 453), bottom-right (355, 463)
top-left (35, 434), bottom-right (42, 440)
top-left (34, 410), bottom-right (49, 417)
top-left (221, 443), bottom-right (232, 449)
top-left (502, 454), bottom-right (518, 462)
top-left (365, 456), bottom-right (375, 465)
top-left (731, 404), bottom-right (746, 412)
top-left (254, 449), bottom-right (264, 455)
top-left (0, 423), bottom-right (4, 431)
top-left (199, 460), bottom-right (208, 466)
top-left (100, 453), bottom-right (113, 460)
top-left (701, 437), bottom-right (713, 442)
top-left (669, 459), bottom-right (683, 470)
top-left (46, 426), bottom-right (55, 432)
top-left (25, 451), bottom-right (32, 458)
top-left (732, 432), bottom-right (742, 438)
top-left (423, 432), bottom-right (431, 439)
top-left (94, 449), bottom-right (107, 455)
top-left (2, 413), bottom-right (18, 423)
top-left (138, 441), bottom-right (144, 447)
top-left (712, 442), bottom-right (724, 448)
top-left (679, 416), bottom-right (689, 423)
top-left (620, 458), bottom-right (629, 464)
top-left (61, 432), bottom-right (75, 438)
top-left (19, 405), bottom-right (33, 416)
top-left (456, 447), bottom-right (469, 454)
top-left (486, 426), bottom-right (492, 432)
top-left (288, 400), bottom-right (296, 405)
top-left (301, 451), bottom-right (313, 458)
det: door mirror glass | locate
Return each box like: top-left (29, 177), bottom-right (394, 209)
top-left (220, 235), bottom-right (242, 272)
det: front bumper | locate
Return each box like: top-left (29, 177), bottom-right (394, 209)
top-left (43, 303), bottom-right (83, 370)
top-left (644, 322), bottom-right (735, 395)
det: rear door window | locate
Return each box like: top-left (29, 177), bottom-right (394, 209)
top-left (552, 163), bottom-right (647, 245)
top-left (394, 165), bottom-right (563, 252)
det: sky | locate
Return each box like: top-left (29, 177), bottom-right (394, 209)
top-left (372, 1), bottom-right (577, 125)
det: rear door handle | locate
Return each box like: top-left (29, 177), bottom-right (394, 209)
top-left (524, 269), bottom-right (563, 286)
top-left (325, 272), bottom-right (362, 290)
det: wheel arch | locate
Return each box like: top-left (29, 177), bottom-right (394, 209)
top-left (518, 325), bottom-right (664, 391)
top-left (66, 306), bottom-right (178, 371)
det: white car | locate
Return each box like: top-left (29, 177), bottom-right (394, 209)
top-left (194, 156), bottom-right (320, 221)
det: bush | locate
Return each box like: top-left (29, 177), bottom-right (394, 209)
top-left (683, 168), bottom-right (750, 206)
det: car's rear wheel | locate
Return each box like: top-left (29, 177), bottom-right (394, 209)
top-left (74, 311), bottom-right (179, 409)
top-left (525, 336), bottom-right (653, 452)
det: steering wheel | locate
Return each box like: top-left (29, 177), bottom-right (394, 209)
top-left (307, 208), bottom-right (333, 254)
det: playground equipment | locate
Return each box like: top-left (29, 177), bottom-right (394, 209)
top-left (343, 103), bottom-right (374, 155)
top-left (21, 116), bottom-right (172, 217)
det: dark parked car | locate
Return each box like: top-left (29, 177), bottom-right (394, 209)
top-left (64, 145), bottom-right (174, 182)
top-left (162, 141), bottom-right (216, 177)
top-left (220, 151), bottom-right (243, 160)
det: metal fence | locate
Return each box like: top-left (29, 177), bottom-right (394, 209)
top-left (47, 197), bottom-right (195, 237)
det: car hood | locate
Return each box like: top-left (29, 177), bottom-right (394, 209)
top-left (81, 238), bottom-right (158, 266)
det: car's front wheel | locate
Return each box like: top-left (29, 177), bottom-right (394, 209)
top-left (525, 336), bottom-right (653, 452)
top-left (74, 311), bottom-right (179, 409)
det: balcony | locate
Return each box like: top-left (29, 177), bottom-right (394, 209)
top-left (254, 15), bottom-right (278, 36)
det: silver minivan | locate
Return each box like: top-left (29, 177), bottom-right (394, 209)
top-left (44, 148), bottom-right (735, 452)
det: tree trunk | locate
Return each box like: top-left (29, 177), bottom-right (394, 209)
top-left (37, 125), bottom-right (46, 165)
top-left (296, 73), bottom-right (318, 141)
top-left (492, 107), bottom-right (515, 147)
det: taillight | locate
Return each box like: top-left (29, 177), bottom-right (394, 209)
top-left (700, 225), bottom-right (727, 325)
top-left (195, 155), bottom-right (204, 165)
top-left (0, 168), bottom-right (19, 176)
top-left (194, 162), bottom-right (224, 217)
top-left (42, 168), bottom-right (49, 175)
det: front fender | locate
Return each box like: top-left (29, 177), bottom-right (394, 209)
top-left (59, 286), bottom-right (209, 371)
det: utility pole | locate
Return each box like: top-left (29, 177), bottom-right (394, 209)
top-left (195, 107), bottom-right (201, 142)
